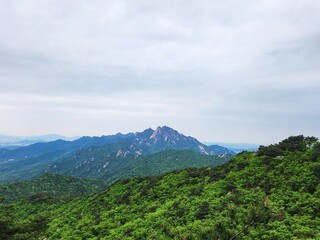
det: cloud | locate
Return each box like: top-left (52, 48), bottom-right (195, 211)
top-left (0, 0), bottom-right (319, 143)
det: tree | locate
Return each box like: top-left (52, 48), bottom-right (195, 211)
top-left (311, 142), bottom-right (320, 161)
top-left (278, 135), bottom-right (307, 152)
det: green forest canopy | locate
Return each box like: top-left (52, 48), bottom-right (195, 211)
top-left (1, 135), bottom-right (320, 239)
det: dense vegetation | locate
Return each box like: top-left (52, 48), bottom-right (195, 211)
top-left (0, 150), bottom-right (229, 204)
top-left (48, 149), bottom-right (230, 184)
top-left (0, 174), bottom-right (105, 203)
top-left (1, 135), bottom-right (320, 239)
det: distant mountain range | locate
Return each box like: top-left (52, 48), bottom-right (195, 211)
top-left (203, 142), bottom-right (259, 153)
top-left (0, 126), bottom-right (234, 184)
top-left (0, 134), bottom-right (79, 147)
top-left (0, 133), bottom-right (258, 153)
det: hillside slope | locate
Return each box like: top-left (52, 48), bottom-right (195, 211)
top-left (0, 174), bottom-right (105, 203)
top-left (2, 135), bottom-right (319, 239)
top-left (46, 149), bottom-right (230, 184)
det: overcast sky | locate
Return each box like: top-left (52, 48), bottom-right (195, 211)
top-left (0, 0), bottom-right (319, 144)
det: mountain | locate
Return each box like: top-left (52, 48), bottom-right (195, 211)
top-left (0, 126), bottom-right (233, 183)
top-left (0, 173), bottom-right (105, 203)
top-left (25, 134), bottom-right (79, 142)
top-left (129, 126), bottom-right (236, 156)
top-left (204, 142), bottom-right (259, 153)
top-left (0, 140), bottom-right (46, 148)
top-left (0, 133), bottom-right (134, 183)
top-left (0, 126), bottom-right (233, 163)
top-left (0, 132), bottom-right (133, 163)
top-left (0, 134), bottom-right (79, 147)
top-left (45, 149), bottom-right (230, 184)
top-left (81, 126), bottom-right (235, 157)
top-left (1, 135), bottom-right (319, 239)
top-left (128, 126), bottom-right (222, 155)
top-left (207, 144), bottom-right (236, 155)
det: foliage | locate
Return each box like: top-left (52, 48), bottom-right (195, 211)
top-left (47, 149), bottom-right (230, 185)
top-left (0, 174), bottom-right (105, 203)
top-left (257, 135), bottom-right (318, 157)
top-left (1, 136), bottom-right (320, 239)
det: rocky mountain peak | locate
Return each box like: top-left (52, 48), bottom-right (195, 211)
top-left (149, 126), bottom-right (183, 143)
top-left (150, 126), bottom-right (175, 138)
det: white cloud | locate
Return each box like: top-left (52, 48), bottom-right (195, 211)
top-left (0, 0), bottom-right (319, 143)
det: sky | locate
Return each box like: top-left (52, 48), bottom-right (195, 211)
top-left (0, 0), bottom-right (319, 144)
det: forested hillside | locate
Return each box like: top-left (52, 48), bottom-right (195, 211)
top-left (1, 136), bottom-right (320, 239)
top-left (0, 174), bottom-right (105, 203)
top-left (47, 149), bottom-right (230, 184)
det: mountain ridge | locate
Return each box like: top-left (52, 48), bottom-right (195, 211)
top-left (0, 134), bottom-right (79, 147)
top-left (0, 126), bottom-right (234, 183)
